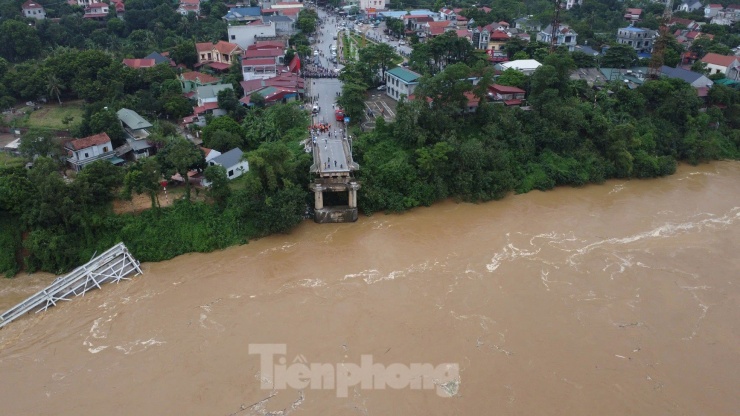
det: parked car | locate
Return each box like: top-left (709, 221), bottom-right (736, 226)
top-left (377, 85), bottom-right (386, 91)
top-left (401, 62), bottom-right (409, 67)
top-left (312, 105), bottom-right (320, 114)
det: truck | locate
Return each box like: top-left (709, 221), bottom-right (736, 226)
top-left (335, 108), bottom-right (345, 122)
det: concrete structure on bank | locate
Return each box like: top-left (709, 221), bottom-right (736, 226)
top-left (309, 133), bottom-right (360, 223)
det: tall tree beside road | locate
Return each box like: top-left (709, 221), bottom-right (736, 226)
top-left (359, 43), bottom-right (397, 83)
top-left (296, 9), bottom-right (319, 34)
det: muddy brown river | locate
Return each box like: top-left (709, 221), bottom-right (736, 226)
top-left (0, 162), bottom-right (738, 415)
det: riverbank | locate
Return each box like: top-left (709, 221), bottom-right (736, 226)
top-left (0, 160), bottom-right (738, 415)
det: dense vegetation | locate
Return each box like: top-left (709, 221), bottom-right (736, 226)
top-left (344, 52), bottom-right (740, 214)
top-left (1, 0), bottom-right (740, 277)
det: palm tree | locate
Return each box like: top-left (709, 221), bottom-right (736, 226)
top-left (47, 73), bottom-right (64, 105)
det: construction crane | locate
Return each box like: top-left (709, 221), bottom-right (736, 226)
top-left (550, 0), bottom-right (563, 53)
top-left (648, 0), bottom-right (674, 79)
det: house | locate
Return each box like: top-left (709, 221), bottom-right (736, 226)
top-left (202, 148), bottom-right (249, 186)
top-left (240, 71), bottom-right (304, 97)
top-left (65, 133), bottom-right (117, 171)
top-left (471, 27), bottom-right (490, 50)
top-left (564, 0), bottom-right (582, 10)
top-left (195, 41), bottom-right (243, 71)
top-left (262, 15), bottom-right (295, 35)
top-left (223, 6), bottom-right (261, 23)
top-left (624, 8), bottom-right (642, 22)
top-left (145, 52), bottom-right (175, 67)
top-left (678, 0), bottom-right (702, 12)
top-left (711, 5), bottom-right (740, 25)
top-left (180, 71), bottom-right (221, 93)
top-left (360, 0), bottom-right (386, 11)
top-left (616, 26), bottom-right (656, 53)
top-left (272, 1), bottom-right (303, 10)
top-left (488, 30), bottom-right (511, 53)
top-left (195, 83), bottom-right (234, 109)
top-left (243, 46), bottom-right (285, 63)
top-left (110, 0), bottom-right (124, 18)
top-left (122, 59), bottom-right (157, 69)
top-left (514, 17), bottom-right (542, 32)
top-left (177, 0), bottom-right (200, 16)
top-left (425, 20), bottom-right (456, 37)
top-left (201, 147), bottom-right (221, 163)
top-left (439, 7), bottom-right (456, 21)
top-left (116, 108), bottom-right (156, 161)
top-left (21, 0), bottom-right (46, 19)
top-left (537, 24), bottom-right (578, 51)
top-left (705, 4), bottom-right (723, 18)
top-left (700, 53), bottom-right (740, 79)
top-left (385, 66), bottom-right (422, 101)
top-left (242, 58), bottom-right (280, 80)
top-left (488, 84), bottom-right (526, 106)
top-left (240, 85), bottom-right (300, 106)
top-left (496, 59), bottom-right (542, 75)
top-left (228, 21), bottom-right (277, 50)
top-left (660, 65), bottom-right (714, 88)
top-left (83, 2), bottom-right (109, 19)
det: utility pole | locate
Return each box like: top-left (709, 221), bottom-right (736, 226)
top-left (648, 0), bottom-right (674, 79)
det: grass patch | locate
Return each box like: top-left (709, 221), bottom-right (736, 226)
top-left (26, 101), bottom-right (84, 130)
top-left (0, 152), bottom-right (25, 169)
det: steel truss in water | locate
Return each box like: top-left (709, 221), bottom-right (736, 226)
top-left (0, 243), bottom-right (143, 329)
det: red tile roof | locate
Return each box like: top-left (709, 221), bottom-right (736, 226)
top-left (490, 84), bottom-right (525, 94)
top-left (280, 7), bottom-right (301, 15)
top-left (196, 42), bottom-right (212, 53)
top-left (249, 40), bottom-right (286, 50)
top-left (123, 58), bottom-right (156, 69)
top-left (214, 40), bottom-right (241, 56)
top-left (701, 53), bottom-right (738, 67)
top-left (490, 29), bottom-right (510, 41)
top-left (243, 58), bottom-right (278, 66)
top-left (66, 133), bottom-right (111, 150)
top-left (180, 71), bottom-right (220, 83)
top-left (504, 99), bottom-right (523, 106)
top-left (22, 0), bottom-right (44, 9)
top-left (193, 102), bottom-right (220, 115)
top-left (207, 62), bottom-right (231, 70)
top-left (243, 48), bottom-right (283, 58)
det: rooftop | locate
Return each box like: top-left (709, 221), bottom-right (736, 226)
top-left (387, 66), bottom-right (422, 83)
top-left (66, 133), bottom-right (112, 151)
top-left (211, 148), bottom-right (244, 168)
top-left (117, 108), bottom-right (153, 130)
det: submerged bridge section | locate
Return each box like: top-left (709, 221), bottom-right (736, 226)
top-left (309, 133), bottom-right (360, 223)
top-left (0, 243), bottom-right (142, 329)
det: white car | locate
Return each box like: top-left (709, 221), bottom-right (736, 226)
top-left (377, 85), bottom-right (386, 91)
top-left (313, 50), bottom-right (319, 56)
top-left (312, 105), bottom-right (320, 114)
top-left (399, 40), bottom-right (406, 45)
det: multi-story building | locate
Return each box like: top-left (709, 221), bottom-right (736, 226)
top-left (21, 0), bottom-right (46, 19)
top-left (616, 26), bottom-right (656, 53)
top-left (385, 67), bottom-right (422, 101)
top-left (537, 24), bottom-right (578, 51)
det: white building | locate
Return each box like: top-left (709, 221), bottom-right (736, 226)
top-left (496, 59), bottom-right (542, 75)
top-left (360, 0), bottom-right (387, 12)
top-left (228, 22), bottom-right (277, 50)
top-left (564, 0), bottom-right (582, 10)
top-left (21, 0), bottom-right (46, 19)
top-left (202, 148), bottom-right (249, 186)
top-left (65, 133), bottom-right (116, 171)
top-left (537, 24), bottom-right (578, 51)
top-left (385, 67), bottom-right (422, 101)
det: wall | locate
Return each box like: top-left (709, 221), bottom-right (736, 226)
top-left (228, 23), bottom-right (277, 50)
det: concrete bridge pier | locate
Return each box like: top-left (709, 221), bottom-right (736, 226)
top-left (313, 183), bottom-right (324, 210)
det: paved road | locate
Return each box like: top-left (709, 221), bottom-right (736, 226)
top-left (308, 7), bottom-right (353, 174)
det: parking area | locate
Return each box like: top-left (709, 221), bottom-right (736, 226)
top-left (362, 91), bottom-right (398, 130)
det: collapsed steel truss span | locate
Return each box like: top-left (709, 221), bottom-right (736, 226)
top-left (0, 243), bottom-right (143, 329)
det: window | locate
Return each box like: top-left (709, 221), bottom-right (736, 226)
top-left (228, 169), bottom-right (234, 177)
top-left (84, 152), bottom-right (89, 158)
top-left (231, 35), bottom-right (236, 40)
top-left (103, 146), bottom-right (108, 152)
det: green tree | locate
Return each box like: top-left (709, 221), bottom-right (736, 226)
top-left (601, 44), bottom-right (638, 68)
top-left (122, 158), bottom-right (162, 209)
top-left (496, 68), bottom-right (527, 89)
top-left (20, 129), bottom-right (62, 161)
top-left (204, 164), bottom-right (231, 207)
top-left (158, 136), bottom-right (204, 201)
top-left (202, 116), bottom-right (247, 150)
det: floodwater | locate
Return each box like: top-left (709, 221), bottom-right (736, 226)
top-left (0, 162), bottom-right (738, 415)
